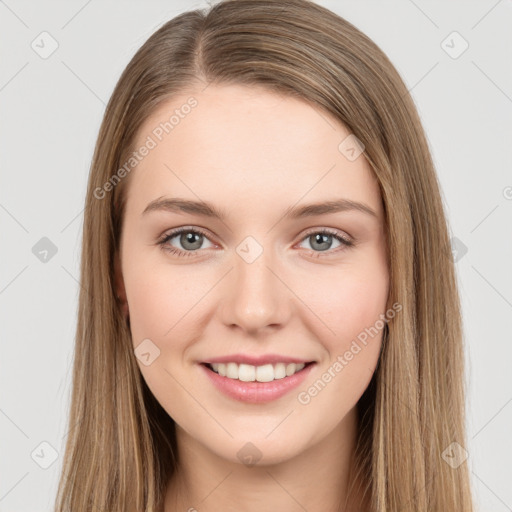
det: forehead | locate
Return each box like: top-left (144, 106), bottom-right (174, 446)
top-left (125, 83), bottom-right (382, 220)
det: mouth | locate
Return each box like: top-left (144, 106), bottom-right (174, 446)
top-left (201, 361), bottom-right (315, 382)
top-left (199, 360), bottom-right (316, 403)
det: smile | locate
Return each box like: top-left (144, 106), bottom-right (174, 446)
top-left (207, 362), bottom-right (307, 382)
top-left (200, 361), bottom-right (316, 403)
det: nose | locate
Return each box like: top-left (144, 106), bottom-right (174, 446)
top-left (219, 246), bottom-right (292, 336)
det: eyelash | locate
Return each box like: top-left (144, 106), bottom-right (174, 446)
top-left (157, 226), bottom-right (354, 259)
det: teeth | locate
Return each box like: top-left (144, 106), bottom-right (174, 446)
top-left (286, 363), bottom-right (296, 377)
top-left (239, 364), bottom-right (255, 382)
top-left (274, 363), bottom-right (286, 379)
top-left (256, 364), bottom-right (274, 382)
top-left (208, 362), bottom-right (307, 381)
top-left (226, 362), bottom-right (238, 379)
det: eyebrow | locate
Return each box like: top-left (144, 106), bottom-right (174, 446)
top-left (142, 197), bottom-right (377, 220)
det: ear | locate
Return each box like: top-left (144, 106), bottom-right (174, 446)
top-left (114, 251), bottom-right (129, 319)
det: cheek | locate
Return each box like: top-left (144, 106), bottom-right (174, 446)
top-left (291, 251), bottom-right (388, 409)
top-left (125, 257), bottom-right (205, 346)
top-left (125, 264), bottom-right (207, 423)
top-left (295, 257), bottom-right (389, 352)
top-left (294, 272), bottom-right (387, 427)
top-left (331, 272), bottom-right (388, 339)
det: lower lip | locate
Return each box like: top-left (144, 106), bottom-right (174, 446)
top-left (200, 363), bottom-right (315, 403)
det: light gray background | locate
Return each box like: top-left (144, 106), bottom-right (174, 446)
top-left (1, 1), bottom-right (511, 510)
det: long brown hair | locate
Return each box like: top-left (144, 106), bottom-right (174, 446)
top-left (54, 1), bottom-right (474, 510)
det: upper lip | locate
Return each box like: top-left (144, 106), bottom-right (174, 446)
top-left (202, 354), bottom-right (315, 366)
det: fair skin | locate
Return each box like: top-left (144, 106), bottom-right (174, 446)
top-left (115, 83), bottom-right (388, 511)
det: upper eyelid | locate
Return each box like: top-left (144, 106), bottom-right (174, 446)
top-left (160, 226), bottom-right (215, 244)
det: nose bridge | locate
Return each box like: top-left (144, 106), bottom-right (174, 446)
top-left (221, 235), bottom-right (290, 333)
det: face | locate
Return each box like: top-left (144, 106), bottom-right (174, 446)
top-left (115, 83), bottom-right (389, 466)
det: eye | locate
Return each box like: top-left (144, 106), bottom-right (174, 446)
top-left (157, 227), bottom-right (215, 257)
top-left (297, 228), bottom-right (354, 254)
top-left (157, 227), bottom-right (354, 259)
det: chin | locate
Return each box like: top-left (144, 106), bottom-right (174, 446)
top-left (206, 432), bottom-right (310, 468)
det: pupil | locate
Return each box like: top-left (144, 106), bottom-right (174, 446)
top-left (182, 232), bottom-right (202, 250)
top-left (312, 233), bottom-right (331, 251)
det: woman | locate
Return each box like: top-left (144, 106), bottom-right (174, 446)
top-left (54, 0), bottom-right (474, 510)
